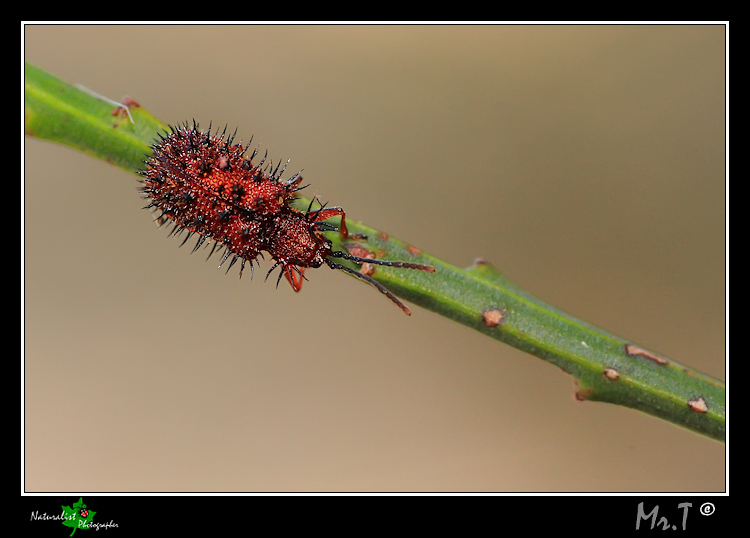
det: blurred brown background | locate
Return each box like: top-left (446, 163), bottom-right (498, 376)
top-left (24, 24), bottom-right (725, 492)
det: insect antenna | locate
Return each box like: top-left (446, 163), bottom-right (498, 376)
top-left (328, 250), bottom-right (435, 273)
top-left (316, 222), bottom-right (338, 232)
top-left (323, 258), bottom-right (413, 315)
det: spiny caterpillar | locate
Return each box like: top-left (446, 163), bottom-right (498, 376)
top-left (139, 122), bottom-right (435, 315)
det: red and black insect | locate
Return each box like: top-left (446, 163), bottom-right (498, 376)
top-left (139, 122), bottom-right (434, 314)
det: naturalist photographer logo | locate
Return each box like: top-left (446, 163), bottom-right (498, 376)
top-left (29, 497), bottom-right (118, 535)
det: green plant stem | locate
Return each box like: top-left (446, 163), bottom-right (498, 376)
top-left (24, 61), bottom-right (725, 442)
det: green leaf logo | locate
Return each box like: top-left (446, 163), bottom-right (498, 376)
top-left (60, 498), bottom-right (96, 536)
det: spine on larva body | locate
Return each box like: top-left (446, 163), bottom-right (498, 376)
top-left (139, 122), bottom-right (304, 272)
